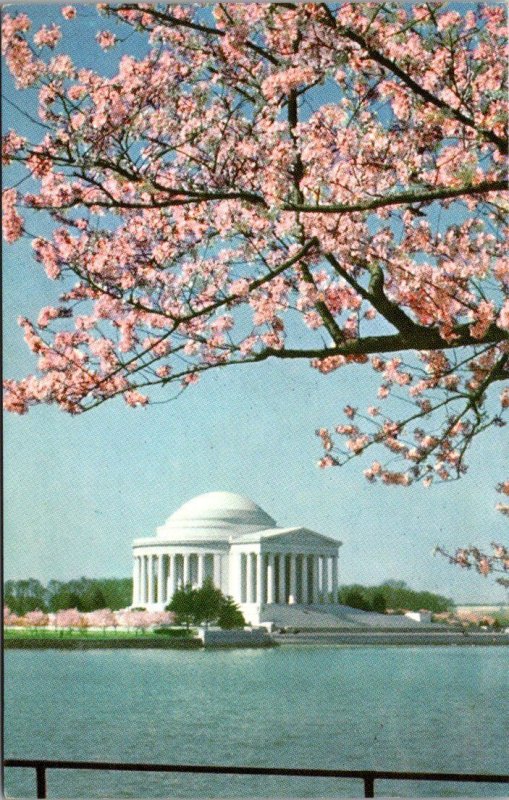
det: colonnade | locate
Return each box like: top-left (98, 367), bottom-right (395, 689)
top-left (132, 551), bottom-right (222, 607)
top-left (133, 550), bottom-right (339, 608)
top-left (236, 552), bottom-right (339, 605)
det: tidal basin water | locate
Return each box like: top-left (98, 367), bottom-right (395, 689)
top-left (4, 646), bottom-right (508, 798)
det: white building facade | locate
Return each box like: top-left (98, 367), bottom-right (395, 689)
top-left (132, 492), bottom-right (342, 625)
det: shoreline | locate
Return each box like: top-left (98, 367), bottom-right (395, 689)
top-left (3, 636), bottom-right (202, 649)
top-left (4, 630), bottom-right (509, 649)
top-left (275, 630), bottom-right (509, 647)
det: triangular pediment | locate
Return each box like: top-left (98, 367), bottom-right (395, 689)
top-left (231, 526), bottom-right (341, 550)
top-left (262, 527), bottom-right (341, 550)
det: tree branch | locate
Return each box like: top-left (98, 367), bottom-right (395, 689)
top-left (284, 180), bottom-right (508, 213)
top-left (112, 5), bottom-right (281, 66)
top-left (262, 323), bottom-right (508, 360)
top-left (325, 253), bottom-right (419, 335)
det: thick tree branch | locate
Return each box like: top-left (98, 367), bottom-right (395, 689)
top-left (262, 323), bottom-right (508, 360)
top-left (284, 180), bottom-right (508, 213)
top-left (299, 261), bottom-right (346, 344)
top-left (326, 254), bottom-right (423, 336)
top-left (46, 178), bottom-right (506, 216)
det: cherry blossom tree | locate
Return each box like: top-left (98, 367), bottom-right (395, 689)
top-left (131, 610), bottom-right (155, 634)
top-left (149, 610), bottom-right (175, 626)
top-left (2, 4), bottom-right (508, 574)
top-left (55, 607), bottom-right (83, 633)
top-left (118, 609), bottom-right (152, 634)
top-left (3, 606), bottom-right (22, 627)
top-left (24, 609), bottom-right (50, 632)
top-left (115, 609), bottom-right (133, 632)
top-left (87, 607), bottom-right (117, 631)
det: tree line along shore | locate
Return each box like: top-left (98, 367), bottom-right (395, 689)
top-left (5, 576), bottom-right (454, 615)
top-left (4, 577), bottom-right (509, 638)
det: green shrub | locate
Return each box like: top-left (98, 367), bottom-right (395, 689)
top-left (153, 627), bottom-right (193, 637)
top-left (371, 590), bottom-right (387, 614)
top-left (218, 597), bottom-right (246, 629)
top-left (341, 588), bottom-right (372, 611)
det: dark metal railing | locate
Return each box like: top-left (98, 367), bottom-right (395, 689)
top-left (4, 758), bottom-right (509, 798)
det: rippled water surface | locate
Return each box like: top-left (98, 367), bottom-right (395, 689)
top-left (4, 646), bottom-right (508, 797)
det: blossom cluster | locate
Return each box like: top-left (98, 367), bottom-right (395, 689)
top-left (434, 481), bottom-right (509, 584)
top-left (1, 3), bottom-right (507, 483)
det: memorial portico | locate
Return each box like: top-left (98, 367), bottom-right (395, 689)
top-left (132, 492), bottom-right (342, 625)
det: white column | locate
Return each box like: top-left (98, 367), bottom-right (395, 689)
top-left (320, 555), bottom-right (326, 602)
top-left (288, 553), bottom-right (297, 604)
top-left (139, 556), bottom-right (146, 604)
top-left (301, 555), bottom-right (309, 605)
top-left (157, 554), bottom-right (164, 604)
top-left (162, 555), bottom-right (168, 605)
top-left (213, 553), bottom-right (221, 587)
top-left (166, 555), bottom-right (173, 601)
top-left (331, 555), bottom-right (338, 603)
top-left (172, 554), bottom-right (179, 596)
top-left (251, 553), bottom-right (258, 602)
top-left (256, 553), bottom-right (264, 606)
top-left (183, 553), bottom-right (191, 587)
top-left (198, 552), bottom-right (205, 587)
top-left (236, 551), bottom-right (244, 602)
top-left (245, 553), bottom-right (253, 603)
top-left (239, 554), bottom-right (245, 602)
top-left (139, 557), bottom-right (144, 605)
top-left (278, 554), bottom-right (286, 604)
top-left (132, 557), bottom-right (139, 606)
top-left (267, 553), bottom-right (275, 604)
top-left (322, 556), bottom-right (329, 602)
top-left (146, 555), bottom-right (154, 604)
top-left (312, 555), bottom-right (320, 604)
top-left (229, 551), bottom-right (242, 603)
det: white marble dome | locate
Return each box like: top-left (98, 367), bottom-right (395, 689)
top-left (156, 491), bottom-right (276, 543)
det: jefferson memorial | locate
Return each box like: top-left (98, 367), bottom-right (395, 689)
top-left (132, 491), bottom-right (341, 625)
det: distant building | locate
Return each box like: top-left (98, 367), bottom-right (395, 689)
top-left (132, 491), bottom-right (341, 625)
top-left (405, 611), bottom-right (432, 623)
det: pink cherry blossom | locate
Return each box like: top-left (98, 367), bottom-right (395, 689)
top-left (4, 606), bottom-right (22, 626)
top-left (2, 189), bottom-right (24, 242)
top-left (61, 7), bottom-right (76, 21)
top-left (87, 608), bottom-right (117, 629)
top-left (33, 24), bottom-right (61, 50)
top-left (24, 609), bottom-right (49, 628)
top-left (2, 130), bottom-right (26, 164)
top-left (96, 31), bottom-right (116, 50)
top-left (55, 608), bottom-right (84, 630)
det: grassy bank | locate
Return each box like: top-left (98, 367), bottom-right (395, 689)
top-left (5, 628), bottom-right (186, 637)
top-left (3, 628), bottom-right (201, 648)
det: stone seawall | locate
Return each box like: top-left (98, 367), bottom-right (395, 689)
top-left (276, 630), bottom-right (509, 646)
top-left (198, 628), bottom-right (275, 648)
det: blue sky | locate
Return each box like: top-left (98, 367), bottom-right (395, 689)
top-left (3, 3), bottom-right (507, 603)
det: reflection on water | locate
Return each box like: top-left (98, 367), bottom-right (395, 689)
top-left (5, 646), bottom-right (509, 797)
